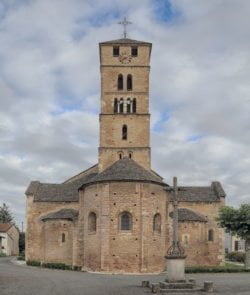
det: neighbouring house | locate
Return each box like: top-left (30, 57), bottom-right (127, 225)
top-left (225, 232), bottom-right (245, 253)
top-left (0, 224), bottom-right (19, 256)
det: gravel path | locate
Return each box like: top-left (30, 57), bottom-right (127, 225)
top-left (0, 257), bottom-right (249, 294)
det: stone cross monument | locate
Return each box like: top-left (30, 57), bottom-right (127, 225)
top-left (165, 176), bottom-right (186, 282)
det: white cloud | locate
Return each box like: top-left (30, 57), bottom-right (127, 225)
top-left (0, 0), bottom-right (249, 227)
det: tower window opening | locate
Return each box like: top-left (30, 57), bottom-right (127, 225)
top-left (127, 74), bottom-right (132, 90)
top-left (127, 98), bottom-right (131, 113)
top-left (122, 125), bottom-right (127, 140)
top-left (62, 233), bottom-right (65, 243)
top-left (118, 151), bottom-right (123, 159)
top-left (113, 46), bottom-right (119, 56)
top-left (119, 98), bottom-right (124, 113)
top-left (114, 98), bottom-right (118, 113)
top-left (131, 46), bottom-right (138, 56)
top-left (129, 152), bottom-right (132, 159)
top-left (132, 98), bottom-right (136, 113)
top-left (118, 74), bottom-right (123, 90)
top-left (120, 211), bottom-right (132, 231)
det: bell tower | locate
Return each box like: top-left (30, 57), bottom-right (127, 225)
top-left (98, 37), bottom-right (152, 172)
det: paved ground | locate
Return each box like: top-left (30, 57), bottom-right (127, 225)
top-left (0, 257), bottom-right (249, 295)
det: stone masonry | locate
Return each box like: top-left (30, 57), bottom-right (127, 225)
top-left (25, 37), bottom-right (225, 273)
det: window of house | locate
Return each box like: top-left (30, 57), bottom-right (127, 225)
top-left (153, 213), bottom-right (161, 233)
top-left (127, 74), bottom-right (132, 90)
top-left (208, 229), bottom-right (214, 241)
top-left (113, 46), bottom-right (119, 56)
top-left (118, 74), bottom-right (123, 90)
top-left (120, 212), bottom-right (132, 231)
top-left (234, 240), bottom-right (239, 251)
top-left (62, 233), bottom-right (65, 243)
top-left (88, 212), bottom-right (97, 233)
top-left (122, 125), bottom-right (127, 140)
top-left (131, 46), bottom-right (138, 57)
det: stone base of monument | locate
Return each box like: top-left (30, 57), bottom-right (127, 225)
top-left (142, 279), bottom-right (214, 293)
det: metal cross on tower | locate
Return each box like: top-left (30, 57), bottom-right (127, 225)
top-left (118, 17), bottom-right (132, 38)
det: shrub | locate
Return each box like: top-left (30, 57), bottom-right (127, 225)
top-left (41, 262), bottom-right (72, 270)
top-left (26, 260), bottom-right (41, 267)
top-left (185, 265), bottom-right (250, 273)
top-left (226, 251), bottom-right (245, 263)
top-left (17, 252), bottom-right (25, 261)
top-left (0, 252), bottom-right (6, 257)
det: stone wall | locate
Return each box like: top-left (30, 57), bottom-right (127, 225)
top-left (178, 200), bottom-right (225, 266)
top-left (78, 181), bottom-right (167, 273)
top-left (25, 196), bottom-right (78, 263)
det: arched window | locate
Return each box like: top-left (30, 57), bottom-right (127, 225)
top-left (132, 98), bottom-right (136, 113)
top-left (118, 74), bottom-right (123, 90)
top-left (208, 229), bottom-right (214, 241)
top-left (153, 213), bottom-right (161, 233)
top-left (128, 151), bottom-right (132, 159)
top-left (119, 98), bottom-right (124, 113)
top-left (114, 98), bottom-right (118, 113)
top-left (118, 151), bottom-right (123, 159)
top-left (127, 98), bottom-right (131, 113)
top-left (62, 233), bottom-right (65, 243)
top-left (88, 212), bottom-right (97, 233)
top-left (127, 74), bottom-right (132, 90)
top-left (122, 125), bottom-right (127, 140)
top-left (120, 211), bottom-right (132, 231)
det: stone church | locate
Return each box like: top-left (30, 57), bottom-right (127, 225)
top-left (25, 37), bottom-right (225, 273)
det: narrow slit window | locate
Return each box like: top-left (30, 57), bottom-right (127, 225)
top-left (127, 98), bottom-right (131, 113)
top-left (118, 74), bottom-right (123, 90)
top-left (119, 98), bottom-right (124, 113)
top-left (131, 46), bottom-right (138, 57)
top-left (127, 75), bottom-right (132, 90)
top-left (132, 98), bottom-right (136, 113)
top-left (208, 229), bottom-right (214, 241)
top-left (122, 125), bottom-right (127, 140)
top-left (62, 233), bottom-right (65, 243)
top-left (114, 98), bottom-right (118, 113)
top-left (153, 213), bottom-right (161, 233)
top-left (113, 46), bottom-right (119, 56)
top-left (88, 212), bottom-right (97, 233)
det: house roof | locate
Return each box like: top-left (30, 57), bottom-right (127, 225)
top-left (168, 182), bottom-right (226, 202)
top-left (0, 223), bottom-right (13, 232)
top-left (170, 208), bottom-right (207, 223)
top-left (41, 209), bottom-right (78, 222)
top-left (99, 38), bottom-right (152, 45)
top-left (79, 157), bottom-right (167, 189)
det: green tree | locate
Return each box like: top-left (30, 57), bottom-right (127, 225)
top-left (0, 203), bottom-right (14, 223)
top-left (218, 204), bottom-right (250, 269)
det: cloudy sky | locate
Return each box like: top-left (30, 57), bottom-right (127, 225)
top-left (0, 0), bottom-right (249, 228)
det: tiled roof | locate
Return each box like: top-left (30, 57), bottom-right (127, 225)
top-left (100, 38), bottom-right (151, 45)
top-left (79, 158), bottom-right (167, 189)
top-left (168, 182), bottom-right (226, 202)
top-left (0, 223), bottom-right (12, 232)
top-left (41, 209), bottom-right (78, 221)
top-left (170, 208), bottom-right (207, 223)
top-left (25, 166), bottom-right (98, 202)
